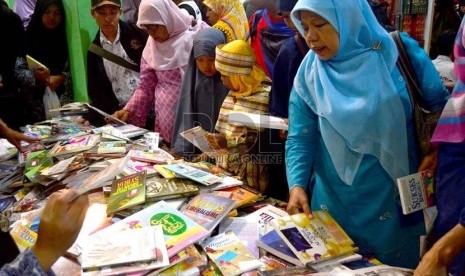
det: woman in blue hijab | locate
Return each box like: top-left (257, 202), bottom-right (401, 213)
top-left (285, 0), bottom-right (449, 268)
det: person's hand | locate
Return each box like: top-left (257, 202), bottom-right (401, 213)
top-left (31, 189), bottom-right (89, 272)
top-left (73, 116), bottom-right (90, 126)
top-left (34, 67), bottom-right (50, 86)
top-left (414, 248), bottom-right (448, 276)
top-left (287, 186), bottom-right (312, 216)
top-left (417, 149), bottom-right (438, 178)
top-left (108, 109), bottom-right (131, 124)
top-left (0, 119), bottom-right (40, 151)
top-left (48, 74), bottom-right (64, 92)
top-left (279, 118), bottom-right (289, 141)
top-left (206, 133), bottom-right (228, 154)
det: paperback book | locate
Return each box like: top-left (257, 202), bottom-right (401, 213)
top-left (94, 200), bottom-right (210, 257)
top-left (256, 229), bottom-right (303, 266)
top-left (272, 211), bottom-right (358, 265)
top-left (219, 185), bottom-right (261, 208)
top-left (81, 225), bottom-right (168, 270)
top-left (106, 171), bottom-right (147, 215)
top-left (128, 149), bottom-right (175, 164)
top-left (397, 170), bottom-right (434, 215)
top-left (180, 193), bottom-right (237, 232)
top-left (227, 112), bottom-right (288, 131)
top-left (146, 176), bottom-right (199, 202)
top-left (200, 231), bottom-right (261, 276)
top-left (48, 135), bottom-right (100, 156)
top-left (97, 141), bottom-right (127, 154)
top-left (164, 163), bottom-right (224, 186)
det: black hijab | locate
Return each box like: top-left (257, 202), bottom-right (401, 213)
top-left (26, 0), bottom-right (68, 75)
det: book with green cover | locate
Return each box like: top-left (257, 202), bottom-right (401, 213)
top-left (146, 176), bottom-right (199, 202)
top-left (96, 200), bottom-right (210, 258)
top-left (106, 171), bottom-right (147, 214)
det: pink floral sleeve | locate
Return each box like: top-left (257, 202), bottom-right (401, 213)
top-left (124, 58), bottom-right (157, 127)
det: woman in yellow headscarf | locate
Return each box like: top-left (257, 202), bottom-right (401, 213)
top-left (203, 0), bottom-right (249, 42)
top-left (206, 39), bottom-right (271, 193)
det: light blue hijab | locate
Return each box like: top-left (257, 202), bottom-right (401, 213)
top-left (290, 0), bottom-right (409, 185)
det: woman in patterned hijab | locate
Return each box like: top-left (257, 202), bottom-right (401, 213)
top-left (203, 0), bottom-right (248, 42)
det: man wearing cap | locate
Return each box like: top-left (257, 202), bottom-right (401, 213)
top-left (86, 0), bottom-right (148, 126)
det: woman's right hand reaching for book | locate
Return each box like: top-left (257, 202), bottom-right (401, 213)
top-left (109, 109), bottom-right (131, 124)
top-left (34, 67), bottom-right (50, 86)
top-left (287, 186), bottom-right (312, 217)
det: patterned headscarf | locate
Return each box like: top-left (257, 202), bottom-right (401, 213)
top-left (137, 0), bottom-right (203, 71)
top-left (203, 0), bottom-right (248, 42)
top-left (432, 18), bottom-right (465, 143)
top-left (291, 0), bottom-right (408, 185)
top-left (215, 40), bottom-right (267, 98)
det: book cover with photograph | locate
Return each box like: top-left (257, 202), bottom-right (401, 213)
top-left (106, 171), bottom-right (147, 215)
top-left (272, 211), bottom-right (358, 265)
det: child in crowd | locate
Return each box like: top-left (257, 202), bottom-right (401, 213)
top-left (203, 0), bottom-right (248, 42)
top-left (112, 0), bottom-right (207, 145)
top-left (171, 28), bottom-right (228, 159)
top-left (206, 39), bottom-right (271, 193)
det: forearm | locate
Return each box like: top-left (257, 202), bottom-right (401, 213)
top-left (31, 244), bottom-right (61, 273)
top-left (432, 224), bottom-right (465, 266)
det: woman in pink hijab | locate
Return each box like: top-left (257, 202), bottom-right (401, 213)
top-left (113, 0), bottom-right (208, 144)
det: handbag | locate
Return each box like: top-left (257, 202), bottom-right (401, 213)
top-left (390, 31), bottom-right (442, 159)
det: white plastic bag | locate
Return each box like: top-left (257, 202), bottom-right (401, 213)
top-left (43, 86), bottom-right (61, 119)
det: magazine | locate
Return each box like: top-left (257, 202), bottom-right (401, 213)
top-left (397, 170), bottom-right (435, 214)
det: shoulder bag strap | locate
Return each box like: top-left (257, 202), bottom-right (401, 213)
top-left (88, 43), bottom-right (140, 72)
top-left (390, 31), bottom-right (428, 110)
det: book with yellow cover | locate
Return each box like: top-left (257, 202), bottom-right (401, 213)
top-left (272, 211), bottom-right (358, 265)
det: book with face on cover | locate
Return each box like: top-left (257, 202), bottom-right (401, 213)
top-left (106, 171), bottom-right (147, 215)
top-left (397, 170), bottom-right (435, 214)
top-left (272, 211), bottom-right (358, 265)
top-left (93, 200), bottom-right (210, 258)
top-left (200, 231), bottom-right (261, 276)
top-left (180, 193), bottom-right (237, 232)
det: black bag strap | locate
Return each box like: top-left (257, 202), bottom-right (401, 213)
top-left (390, 31), bottom-right (429, 111)
top-left (88, 43), bottom-right (140, 72)
top-left (294, 34), bottom-right (309, 56)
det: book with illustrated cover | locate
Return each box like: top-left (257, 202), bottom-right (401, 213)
top-left (95, 200), bottom-right (209, 257)
top-left (164, 163), bottom-right (223, 186)
top-left (97, 141), bottom-right (127, 154)
top-left (48, 134), bottom-right (100, 156)
top-left (146, 176), bottom-right (199, 202)
top-left (397, 170), bottom-right (434, 215)
top-left (180, 126), bottom-right (218, 157)
top-left (128, 149), bottom-right (175, 164)
top-left (200, 231), bottom-right (261, 276)
top-left (124, 160), bottom-right (158, 176)
top-left (218, 217), bottom-right (260, 258)
top-left (180, 193), bottom-right (237, 232)
top-left (158, 245), bottom-right (207, 276)
top-left (115, 124), bottom-right (148, 138)
top-left (106, 171), bottom-right (147, 215)
top-left (10, 223), bottom-right (37, 251)
top-left (272, 211), bottom-right (358, 265)
top-left (24, 150), bottom-right (54, 183)
top-left (218, 185), bottom-right (261, 208)
top-left (81, 225), bottom-right (169, 271)
top-left (241, 254), bottom-right (293, 276)
top-left (256, 229), bottom-right (303, 266)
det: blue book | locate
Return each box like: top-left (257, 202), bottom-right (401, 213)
top-left (256, 229), bottom-right (303, 266)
